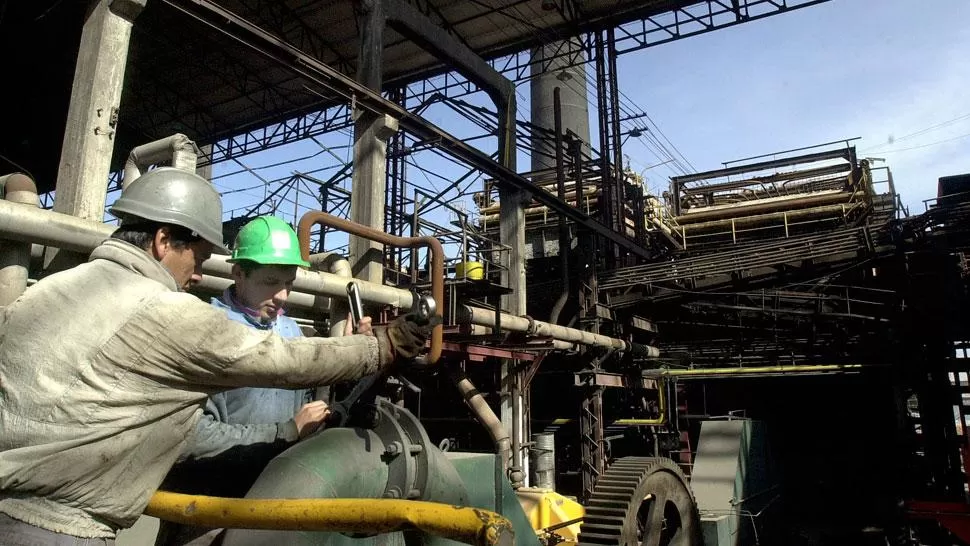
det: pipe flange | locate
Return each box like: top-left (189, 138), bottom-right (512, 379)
top-left (522, 315), bottom-right (538, 335)
top-left (372, 399), bottom-right (433, 500)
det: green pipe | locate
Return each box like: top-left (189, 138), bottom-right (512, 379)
top-left (221, 427), bottom-right (470, 545)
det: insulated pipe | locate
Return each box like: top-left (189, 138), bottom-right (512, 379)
top-left (0, 174), bottom-right (39, 306)
top-left (297, 210), bottom-right (443, 365)
top-left (449, 367), bottom-right (511, 510)
top-left (122, 133), bottom-right (200, 188)
top-left (148, 492), bottom-right (512, 546)
top-left (674, 190), bottom-right (853, 225)
top-left (308, 252), bottom-right (352, 337)
top-left (654, 363), bottom-right (864, 379)
top-left (0, 199), bottom-right (114, 252)
top-left (0, 204), bottom-right (640, 351)
top-left (458, 305), bottom-right (659, 356)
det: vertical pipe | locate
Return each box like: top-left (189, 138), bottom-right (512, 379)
top-left (411, 192), bottom-right (421, 283)
top-left (549, 87), bottom-right (570, 325)
top-left (0, 174), bottom-right (39, 306)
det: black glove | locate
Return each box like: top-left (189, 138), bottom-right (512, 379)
top-left (377, 313), bottom-right (441, 363)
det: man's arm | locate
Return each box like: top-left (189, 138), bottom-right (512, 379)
top-left (179, 396), bottom-right (296, 461)
top-left (127, 292), bottom-right (393, 389)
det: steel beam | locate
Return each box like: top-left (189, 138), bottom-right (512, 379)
top-left (671, 147), bottom-right (853, 186)
top-left (164, 0), bottom-right (651, 259)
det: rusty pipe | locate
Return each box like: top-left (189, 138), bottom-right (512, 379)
top-left (297, 211), bottom-right (443, 365)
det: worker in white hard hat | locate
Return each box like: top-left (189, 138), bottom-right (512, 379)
top-left (0, 168), bottom-right (435, 545)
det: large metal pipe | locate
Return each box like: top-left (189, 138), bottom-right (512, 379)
top-left (123, 133), bottom-right (200, 188)
top-left (309, 252), bottom-right (353, 337)
top-left (0, 203), bottom-right (642, 352)
top-left (548, 87), bottom-right (570, 325)
top-left (458, 305), bottom-right (659, 356)
top-left (675, 190), bottom-right (853, 225)
top-left (0, 174), bottom-right (39, 306)
top-left (449, 368), bottom-right (511, 493)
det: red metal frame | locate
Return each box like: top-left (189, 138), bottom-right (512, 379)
top-left (907, 500), bottom-right (970, 543)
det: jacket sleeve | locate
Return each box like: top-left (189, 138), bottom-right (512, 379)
top-left (118, 292), bottom-right (393, 389)
top-left (178, 395), bottom-right (299, 462)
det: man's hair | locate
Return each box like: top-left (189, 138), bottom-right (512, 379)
top-left (111, 218), bottom-right (203, 251)
top-left (236, 260), bottom-right (262, 277)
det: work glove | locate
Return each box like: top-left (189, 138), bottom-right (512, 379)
top-left (374, 313), bottom-right (442, 365)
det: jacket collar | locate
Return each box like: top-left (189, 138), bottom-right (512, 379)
top-left (213, 286), bottom-right (277, 330)
top-left (89, 239), bottom-right (181, 292)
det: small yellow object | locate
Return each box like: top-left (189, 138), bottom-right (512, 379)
top-left (456, 261), bottom-right (484, 280)
top-left (515, 488), bottom-right (585, 545)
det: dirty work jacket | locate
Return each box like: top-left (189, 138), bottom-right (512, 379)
top-left (0, 239), bottom-right (388, 539)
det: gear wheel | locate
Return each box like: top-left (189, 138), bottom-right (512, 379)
top-left (579, 457), bottom-right (701, 546)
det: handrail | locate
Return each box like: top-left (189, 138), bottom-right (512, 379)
top-left (145, 491), bottom-right (513, 546)
top-left (297, 211), bottom-right (444, 364)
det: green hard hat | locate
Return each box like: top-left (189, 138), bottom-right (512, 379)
top-left (228, 216), bottom-right (310, 267)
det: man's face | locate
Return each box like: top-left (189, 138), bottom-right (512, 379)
top-left (231, 264), bottom-right (298, 323)
top-left (155, 229), bottom-right (213, 291)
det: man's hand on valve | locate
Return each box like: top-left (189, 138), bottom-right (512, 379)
top-left (343, 313), bottom-right (373, 336)
top-left (293, 400), bottom-right (331, 438)
top-left (374, 313), bottom-right (442, 365)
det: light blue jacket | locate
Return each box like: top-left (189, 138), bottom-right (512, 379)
top-left (179, 296), bottom-right (310, 462)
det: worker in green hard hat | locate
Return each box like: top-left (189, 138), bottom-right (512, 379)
top-left (0, 168), bottom-right (434, 544)
top-left (156, 215), bottom-right (372, 545)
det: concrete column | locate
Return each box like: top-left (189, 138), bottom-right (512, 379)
top-left (47, 0), bottom-right (145, 273)
top-left (350, 0), bottom-right (398, 286)
top-left (53, 0), bottom-right (146, 221)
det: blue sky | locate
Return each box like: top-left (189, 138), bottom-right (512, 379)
top-left (202, 0), bottom-right (970, 256)
top-left (617, 0), bottom-right (970, 212)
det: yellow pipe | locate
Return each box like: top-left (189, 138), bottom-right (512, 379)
top-left (146, 491), bottom-right (513, 546)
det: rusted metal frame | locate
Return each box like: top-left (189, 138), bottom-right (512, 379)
top-left (297, 210), bottom-right (444, 364)
top-left (145, 19), bottom-right (307, 119)
top-left (575, 370), bottom-right (658, 390)
top-left (613, 0), bottom-right (832, 55)
top-left (673, 147), bottom-right (853, 186)
top-left (201, 105), bottom-right (354, 167)
top-left (385, 87), bottom-right (409, 276)
top-left (170, 0), bottom-right (650, 259)
top-left (123, 76), bottom-right (221, 139)
top-left (579, 386), bottom-right (605, 502)
top-left (906, 501), bottom-right (970, 543)
top-left (241, 0), bottom-right (354, 74)
top-left (553, 0), bottom-right (584, 25)
top-left (404, 0), bottom-right (474, 51)
top-left (441, 342), bottom-right (537, 363)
